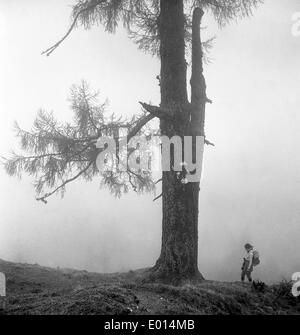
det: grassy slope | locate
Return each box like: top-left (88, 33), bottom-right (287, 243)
top-left (0, 259), bottom-right (299, 315)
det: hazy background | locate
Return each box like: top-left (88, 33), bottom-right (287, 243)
top-left (0, 0), bottom-right (299, 283)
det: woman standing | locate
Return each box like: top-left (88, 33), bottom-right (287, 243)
top-left (241, 243), bottom-right (255, 282)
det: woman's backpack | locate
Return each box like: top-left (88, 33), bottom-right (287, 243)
top-left (252, 250), bottom-right (260, 266)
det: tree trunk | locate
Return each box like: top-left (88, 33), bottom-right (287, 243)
top-left (148, 0), bottom-right (207, 283)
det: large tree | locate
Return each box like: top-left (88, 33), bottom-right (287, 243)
top-left (3, 0), bottom-right (263, 283)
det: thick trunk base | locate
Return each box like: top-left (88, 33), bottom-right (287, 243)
top-left (140, 265), bottom-right (204, 286)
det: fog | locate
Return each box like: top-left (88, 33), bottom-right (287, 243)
top-left (0, 0), bottom-right (299, 283)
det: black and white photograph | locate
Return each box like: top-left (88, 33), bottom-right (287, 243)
top-left (0, 0), bottom-right (300, 320)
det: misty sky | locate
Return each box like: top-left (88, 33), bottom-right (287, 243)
top-left (0, 0), bottom-right (299, 283)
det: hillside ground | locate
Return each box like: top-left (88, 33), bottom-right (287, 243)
top-left (0, 259), bottom-right (299, 315)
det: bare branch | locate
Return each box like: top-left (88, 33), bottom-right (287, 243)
top-left (41, 0), bottom-right (107, 56)
top-left (153, 193), bottom-right (162, 202)
top-left (205, 139), bottom-right (215, 146)
top-left (155, 178), bottom-right (162, 185)
top-left (139, 102), bottom-right (173, 120)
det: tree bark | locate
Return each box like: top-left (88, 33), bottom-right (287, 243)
top-left (148, 0), bottom-right (207, 283)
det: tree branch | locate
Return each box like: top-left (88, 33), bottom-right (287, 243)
top-left (155, 178), bottom-right (162, 185)
top-left (139, 102), bottom-right (173, 121)
top-left (205, 139), bottom-right (215, 146)
top-left (36, 160), bottom-right (94, 204)
top-left (127, 113), bottom-right (155, 141)
top-left (82, 85), bottom-right (100, 133)
top-left (41, 0), bottom-right (107, 56)
top-left (153, 193), bottom-right (162, 202)
top-left (13, 152), bottom-right (63, 161)
top-left (127, 172), bottom-right (138, 193)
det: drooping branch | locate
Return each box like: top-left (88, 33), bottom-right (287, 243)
top-left (3, 81), bottom-right (159, 202)
top-left (195, 0), bottom-right (264, 27)
top-left (41, 0), bottom-right (107, 56)
top-left (40, 0), bottom-right (263, 59)
top-left (36, 160), bottom-right (94, 204)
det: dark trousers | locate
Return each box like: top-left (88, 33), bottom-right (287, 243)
top-left (241, 260), bottom-right (253, 282)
